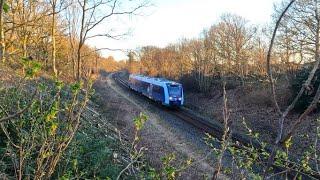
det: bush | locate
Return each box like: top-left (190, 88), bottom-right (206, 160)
top-left (290, 67), bottom-right (320, 112)
top-left (0, 79), bottom-right (91, 178)
top-left (0, 60), bottom-right (92, 179)
top-left (55, 123), bottom-right (126, 179)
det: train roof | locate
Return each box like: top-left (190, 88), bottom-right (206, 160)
top-left (129, 74), bottom-right (182, 87)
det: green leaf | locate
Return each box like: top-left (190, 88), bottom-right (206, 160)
top-left (3, 3), bottom-right (9, 13)
top-left (71, 82), bottom-right (82, 94)
top-left (133, 113), bottom-right (148, 131)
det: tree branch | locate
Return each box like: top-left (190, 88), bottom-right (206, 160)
top-left (267, 0), bottom-right (296, 116)
top-left (86, 32), bottom-right (129, 40)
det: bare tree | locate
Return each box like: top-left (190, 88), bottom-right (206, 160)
top-left (266, 0), bottom-right (320, 145)
top-left (282, 0), bottom-right (320, 140)
top-left (74, 0), bottom-right (149, 80)
top-left (48, 0), bottom-right (67, 76)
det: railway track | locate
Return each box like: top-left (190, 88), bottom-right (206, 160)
top-left (112, 72), bottom-right (320, 179)
top-left (114, 73), bottom-right (264, 147)
top-left (114, 75), bottom-right (223, 135)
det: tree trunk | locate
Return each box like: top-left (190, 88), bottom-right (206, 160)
top-left (51, 1), bottom-right (57, 76)
top-left (72, 50), bottom-right (76, 79)
top-left (77, 45), bottom-right (82, 81)
top-left (95, 56), bottom-right (98, 74)
top-left (0, 0), bottom-right (5, 63)
top-left (22, 0), bottom-right (27, 58)
top-left (77, 0), bottom-right (87, 81)
top-left (23, 35), bottom-right (27, 58)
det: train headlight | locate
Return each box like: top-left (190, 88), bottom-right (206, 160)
top-left (169, 97), bottom-right (173, 100)
top-left (178, 98), bottom-right (182, 101)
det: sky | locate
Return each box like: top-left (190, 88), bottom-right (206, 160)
top-left (87, 0), bottom-right (282, 60)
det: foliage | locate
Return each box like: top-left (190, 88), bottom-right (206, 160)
top-left (54, 116), bottom-right (126, 179)
top-left (290, 67), bottom-right (320, 112)
top-left (139, 153), bottom-right (193, 180)
top-left (0, 63), bottom-right (91, 179)
top-left (133, 113), bottom-right (148, 131)
top-left (0, 0), bottom-right (148, 177)
top-left (116, 113), bottom-right (194, 180)
top-left (116, 113), bottom-right (149, 179)
top-left (205, 118), bottom-right (320, 179)
top-left (160, 153), bottom-right (192, 180)
top-left (0, 64), bottom-right (156, 179)
top-left (3, 2), bottom-right (9, 13)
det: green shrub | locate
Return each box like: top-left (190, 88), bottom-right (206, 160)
top-left (56, 125), bottom-right (125, 179)
top-left (0, 79), bottom-right (90, 179)
top-left (0, 60), bottom-right (91, 179)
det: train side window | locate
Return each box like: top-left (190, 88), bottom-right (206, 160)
top-left (159, 86), bottom-right (165, 101)
top-left (153, 85), bottom-right (162, 94)
top-left (141, 81), bottom-right (149, 91)
top-left (153, 85), bottom-right (160, 93)
top-left (151, 85), bottom-right (164, 101)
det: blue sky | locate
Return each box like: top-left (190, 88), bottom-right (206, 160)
top-left (88, 0), bottom-right (282, 60)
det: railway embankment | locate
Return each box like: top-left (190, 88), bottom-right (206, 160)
top-left (184, 86), bottom-right (319, 158)
top-left (114, 70), bottom-right (320, 179)
top-left (92, 71), bottom-right (232, 179)
top-left (118, 70), bottom-right (318, 159)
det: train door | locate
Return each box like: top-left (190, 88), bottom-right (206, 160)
top-left (148, 84), bottom-right (153, 99)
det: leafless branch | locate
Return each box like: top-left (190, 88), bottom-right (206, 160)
top-left (86, 0), bottom-right (149, 33)
top-left (86, 32), bottom-right (129, 40)
top-left (264, 0), bottom-right (296, 178)
top-left (267, 0), bottom-right (296, 116)
top-left (280, 0), bottom-right (320, 143)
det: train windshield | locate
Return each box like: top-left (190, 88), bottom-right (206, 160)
top-left (168, 84), bottom-right (182, 97)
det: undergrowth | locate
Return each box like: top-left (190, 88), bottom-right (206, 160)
top-left (0, 60), bottom-right (92, 179)
top-left (0, 60), bottom-right (142, 179)
top-left (55, 113), bottom-right (128, 179)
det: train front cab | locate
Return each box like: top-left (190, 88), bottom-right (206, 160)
top-left (164, 83), bottom-right (184, 107)
top-left (129, 75), bottom-right (184, 108)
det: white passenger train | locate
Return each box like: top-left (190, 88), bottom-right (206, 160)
top-left (128, 74), bottom-right (184, 107)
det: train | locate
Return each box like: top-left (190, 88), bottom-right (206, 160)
top-left (128, 74), bottom-right (184, 107)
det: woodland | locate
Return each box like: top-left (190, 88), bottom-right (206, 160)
top-left (0, 0), bottom-right (320, 179)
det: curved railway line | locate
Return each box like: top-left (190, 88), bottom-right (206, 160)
top-left (114, 74), bottom-right (224, 138)
top-left (112, 72), bottom-right (320, 179)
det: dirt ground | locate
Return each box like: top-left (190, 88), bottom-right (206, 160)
top-left (92, 71), bottom-right (231, 179)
